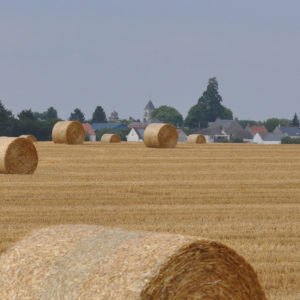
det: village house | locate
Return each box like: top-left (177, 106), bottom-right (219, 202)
top-left (126, 119), bottom-right (161, 142)
top-left (82, 123), bottom-right (96, 141)
top-left (246, 125), bottom-right (268, 137)
top-left (195, 119), bottom-right (253, 143)
top-left (177, 129), bottom-right (187, 142)
top-left (126, 128), bottom-right (145, 142)
top-left (252, 132), bottom-right (285, 144)
top-left (91, 122), bottom-right (127, 132)
top-left (273, 126), bottom-right (300, 138)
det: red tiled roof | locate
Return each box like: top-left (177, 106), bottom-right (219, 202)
top-left (249, 126), bottom-right (268, 134)
top-left (82, 123), bottom-right (96, 135)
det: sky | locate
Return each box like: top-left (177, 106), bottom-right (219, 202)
top-left (0, 0), bottom-right (299, 121)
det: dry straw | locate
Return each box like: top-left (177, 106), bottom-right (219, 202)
top-left (19, 134), bottom-right (38, 143)
top-left (0, 137), bottom-right (38, 174)
top-left (52, 121), bottom-right (85, 145)
top-left (101, 133), bottom-right (121, 143)
top-left (187, 134), bottom-right (206, 144)
top-left (0, 225), bottom-right (266, 299)
top-left (144, 123), bottom-right (178, 148)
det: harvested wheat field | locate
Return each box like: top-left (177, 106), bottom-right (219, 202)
top-left (0, 225), bottom-right (266, 299)
top-left (0, 142), bottom-right (299, 299)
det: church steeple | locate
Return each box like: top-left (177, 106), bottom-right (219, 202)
top-left (143, 100), bottom-right (155, 122)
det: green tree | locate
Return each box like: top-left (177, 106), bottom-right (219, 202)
top-left (91, 106), bottom-right (107, 123)
top-left (184, 103), bottom-right (208, 129)
top-left (0, 100), bottom-right (15, 136)
top-left (151, 105), bottom-right (183, 127)
top-left (282, 136), bottom-right (300, 144)
top-left (185, 77), bottom-right (233, 129)
top-left (69, 108), bottom-right (85, 122)
top-left (264, 118), bottom-right (291, 132)
top-left (33, 107), bottom-right (58, 120)
top-left (291, 113), bottom-right (299, 127)
top-left (33, 111), bottom-right (47, 120)
top-left (13, 108), bottom-right (62, 141)
top-left (238, 120), bottom-right (259, 128)
top-left (264, 118), bottom-right (279, 132)
top-left (18, 109), bottom-right (36, 121)
top-left (45, 107), bottom-right (58, 120)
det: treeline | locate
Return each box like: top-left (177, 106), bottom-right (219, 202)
top-left (0, 103), bottom-right (60, 140)
top-left (1, 76), bottom-right (299, 140)
top-left (0, 101), bottom-right (131, 141)
top-left (141, 78), bottom-right (299, 132)
top-left (238, 115), bottom-right (300, 132)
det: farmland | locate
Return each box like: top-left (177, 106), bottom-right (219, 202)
top-left (0, 142), bottom-right (299, 299)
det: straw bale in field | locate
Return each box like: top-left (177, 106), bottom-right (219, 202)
top-left (101, 133), bottom-right (121, 143)
top-left (52, 121), bottom-right (85, 144)
top-left (0, 225), bottom-right (266, 300)
top-left (144, 123), bottom-right (178, 148)
top-left (187, 134), bottom-right (206, 144)
top-left (19, 134), bottom-right (38, 142)
top-left (0, 137), bottom-right (38, 174)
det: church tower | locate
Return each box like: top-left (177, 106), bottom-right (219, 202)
top-left (143, 100), bottom-right (155, 123)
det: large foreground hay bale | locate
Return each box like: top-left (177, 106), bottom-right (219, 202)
top-left (0, 225), bottom-right (266, 299)
top-left (187, 134), bottom-right (206, 144)
top-left (144, 123), bottom-right (178, 148)
top-left (52, 121), bottom-right (85, 144)
top-left (0, 137), bottom-right (38, 174)
top-left (101, 133), bottom-right (121, 143)
top-left (19, 134), bottom-right (37, 142)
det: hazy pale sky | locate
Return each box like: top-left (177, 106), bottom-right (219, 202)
top-left (0, 1), bottom-right (299, 121)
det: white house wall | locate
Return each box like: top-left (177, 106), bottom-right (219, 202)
top-left (253, 134), bottom-right (264, 144)
top-left (89, 135), bottom-right (96, 142)
top-left (126, 129), bottom-right (141, 142)
top-left (263, 141), bottom-right (281, 145)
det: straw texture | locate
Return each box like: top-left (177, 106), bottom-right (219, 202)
top-left (144, 123), bottom-right (178, 148)
top-left (101, 133), bottom-right (121, 143)
top-left (0, 137), bottom-right (38, 174)
top-left (52, 121), bottom-right (85, 144)
top-left (0, 225), bottom-right (266, 300)
top-left (19, 134), bottom-right (38, 142)
top-left (187, 134), bottom-right (206, 144)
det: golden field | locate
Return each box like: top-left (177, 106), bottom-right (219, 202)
top-left (0, 142), bottom-right (299, 300)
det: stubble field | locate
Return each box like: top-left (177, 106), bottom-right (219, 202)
top-left (0, 142), bottom-right (299, 299)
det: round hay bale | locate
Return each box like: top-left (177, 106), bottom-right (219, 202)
top-left (0, 225), bottom-right (266, 299)
top-left (19, 134), bottom-right (38, 143)
top-left (0, 137), bottom-right (38, 174)
top-left (144, 123), bottom-right (178, 148)
top-left (52, 121), bottom-right (85, 145)
top-left (101, 133), bottom-right (121, 143)
top-left (187, 134), bottom-right (206, 144)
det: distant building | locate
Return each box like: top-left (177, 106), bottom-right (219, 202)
top-left (273, 126), bottom-right (300, 138)
top-left (82, 123), bottom-right (96, 142)
top-left (194, 119), bottom-right (253, 143)
top-left (253, 132), bottom-right (284, 144)
top-left (109, 110), bottom-right (119, 121)
top-left (143, 100), bottom-right (155, 122)
top-left (246, 125), bottom-right (268, 137)
top-left (128, 119), bottom-right (162, 130)
top-left (91, 123), bottom-right (127, 131)
top-left (177, 129), bottom-right (187, 142)
top-left (126, 128), bottom-right (145, 142)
